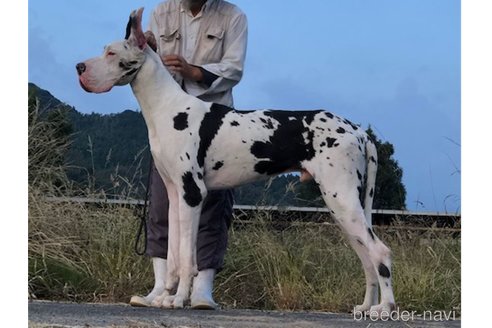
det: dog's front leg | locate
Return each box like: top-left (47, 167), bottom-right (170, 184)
top-left (164, 176), bottom-right (206, 309)
top-left (173, 200), bottom-right (203, 308)
top-left (152, 178), bottom-right (180, 308)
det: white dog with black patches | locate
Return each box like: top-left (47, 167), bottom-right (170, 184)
top-left (76, 8), bottom-right (396, 316)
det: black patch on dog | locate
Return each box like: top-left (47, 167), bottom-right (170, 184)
top-left (358, 185), bottom-right (364, 207)
top-left (325, 112), bottom-right (334, 119)
top-left (368, 228), bottom-right (375, 241)
top-left (124, 68), bottom-right (139, 76)
top-left (320, 141), bottom-right (326, 147)
top-left (356, 239), bottom-right (365, 247)
top-left (333, 193), bottom-right (338, 198)
top-left (370, 188), bottom-right (374, 198)
top-left (212, 161), bottom-right (224, 170)
top-left (370, 156), bottom-right (377, 164)
top-left (124, 16), bottom-right (132, 39)
top-left (186, 152), bottom-right (190, 160)
top-left (358, 169), bottom-right (368, 208)
top-left (173, 112), bottom-right (189, 130)
top-left (235, 109), bottom-right (256, 114)
top-left (182, 171), bottom-right (202, 207)
top-left (197, 103), bottom-right (231, 167)
top-left (304, 112), bottom-right (321, 125)
top-left (230, 121), bottom-right (240, 126)
top-left (197, 172), bottom-right (203, 180)
top-left (242, 140), bottom-right (247, 143)
top-left (250, 110), bottom-right (320, 175)
top-left (326, 137), bottom-right (338, 148)
top-left (319, 117), bottom-right (327, 122)
top-left (336, 127), bottom-right (346, 134)
top-left (343, 118), bottom-right (359, 130)
top-left (378, 263), bottom-right (391, 278)
top-left (260, 117), bottom-right (275, 129)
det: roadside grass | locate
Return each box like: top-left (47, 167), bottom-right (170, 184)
top-left (28, 193), bottom-right (460, 314)
top-left (29, 189), bottom-right (152, 302)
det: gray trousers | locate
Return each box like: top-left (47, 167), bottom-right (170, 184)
top-left (145, 160), bottom-right (234, 271)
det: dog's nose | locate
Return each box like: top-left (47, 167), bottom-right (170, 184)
top-left (76, 63), bottom-right (86, 75)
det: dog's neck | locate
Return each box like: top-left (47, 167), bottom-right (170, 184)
top-left (130, 48), bottom-right (193, 128)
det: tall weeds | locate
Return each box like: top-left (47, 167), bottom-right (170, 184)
top-left (28, 97), bottom-right (152, 302)
top-left (216, 216), bottom-right (460, 313)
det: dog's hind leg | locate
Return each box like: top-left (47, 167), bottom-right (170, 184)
top-left (348, 238), bottom-right (379, 312)
top-left (320, 191), bottom-right (380, 312)
top-left (315, 176), bottom-right (395, 317)
top-left (364, 228), bottom-right (396, 317)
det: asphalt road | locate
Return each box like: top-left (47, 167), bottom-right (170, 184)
top-left (28, 300), bottom-right (460, 328)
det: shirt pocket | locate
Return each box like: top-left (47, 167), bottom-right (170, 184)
top-left (158, 26), bottom-right (181, 56)
top-left (201, 27), bottom-right (225, 63)
top-left (160, 26), bottom-right (181, 42)
top-left (206, 27), bottom-right (224, 41)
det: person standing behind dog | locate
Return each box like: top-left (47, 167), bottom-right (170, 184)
top-left (130, 0), bottom-right (247, 309)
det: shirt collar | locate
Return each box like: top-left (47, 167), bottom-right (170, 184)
top-left (180, 0), bottom-right (212, 16)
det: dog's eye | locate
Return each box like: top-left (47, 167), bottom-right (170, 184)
top-left (107, 51), bottom-right (116, 56)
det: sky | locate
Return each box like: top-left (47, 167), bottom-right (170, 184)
top-left (27, 0), bottom-right (461, 213)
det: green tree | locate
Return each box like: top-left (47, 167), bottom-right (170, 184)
top-left (366, 127), bottom-right (406, 210)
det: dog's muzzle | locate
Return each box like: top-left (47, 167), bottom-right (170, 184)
top-left (76, 63), bottom-right (86, 76)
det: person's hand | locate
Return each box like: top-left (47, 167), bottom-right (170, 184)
top-left (144, 31), bottom-right (157, 51)
top-left (163, 55), bottom-right (203, 82)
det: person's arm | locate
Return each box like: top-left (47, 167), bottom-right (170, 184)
top-left (197, 12), bottom-right (248, 95)
top-left (158, 56), bottom-right (220, 87)
top-left (161, 55), bottom-right (208, 83)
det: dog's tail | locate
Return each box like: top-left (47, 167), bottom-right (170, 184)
top-left (364, 137), bottom-right (378, 228)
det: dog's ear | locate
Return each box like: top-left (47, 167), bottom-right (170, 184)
top-left (126, 8), bottom-right (147, 50)
top-left (124, 16), bottom-right (132, 40)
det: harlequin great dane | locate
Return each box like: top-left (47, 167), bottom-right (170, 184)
top-left (76, 8), bottom-right (396, 316)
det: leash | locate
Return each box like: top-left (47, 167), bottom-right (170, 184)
top-left (134, 153), bottom-right (153, 256)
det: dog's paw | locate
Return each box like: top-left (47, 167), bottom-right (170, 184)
top-left (161, 294), bottom-right (185, 309)
top-left (150, 290), bottom-right (169, 308)
top-left (172, 295), bottom-right (185, 309)
top-left (368, 303), bottom-right (396, 319)
top-left (353, 303), bottom-right (371, 313)
top-left (162, 295), bottom-right (175, 308)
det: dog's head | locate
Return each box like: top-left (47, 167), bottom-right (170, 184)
top-left (76, 8), bottom-right (147, 93)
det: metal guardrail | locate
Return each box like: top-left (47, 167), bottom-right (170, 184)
top-left (44, 196), bottom-right (461, 228)
top-left (45, 196), bottom-right (460, 217)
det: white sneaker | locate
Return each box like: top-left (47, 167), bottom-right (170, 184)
top-left (130, 257), bottom-right (167, 307)
top-left (190, 268), bottom-right (218, 310)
